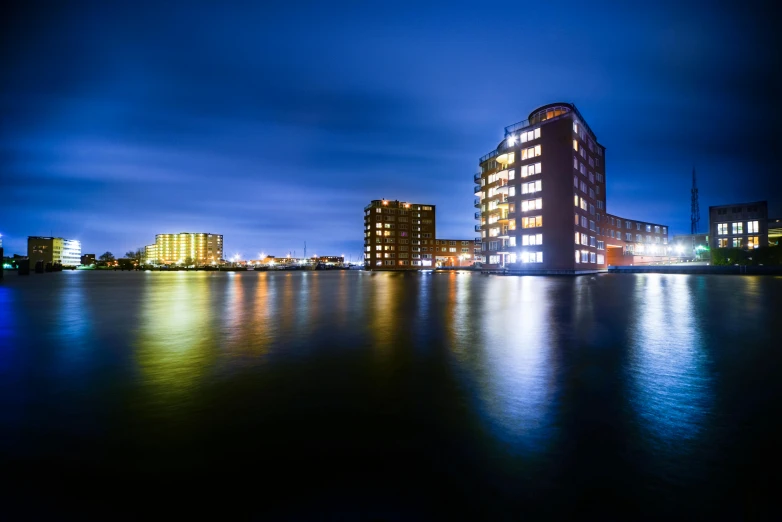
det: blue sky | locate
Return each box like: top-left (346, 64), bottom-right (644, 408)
top-left (2, 1), bottom-right (779, 258)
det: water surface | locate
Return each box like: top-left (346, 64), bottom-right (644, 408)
top-left (1, 271), bottom-right (779, 518)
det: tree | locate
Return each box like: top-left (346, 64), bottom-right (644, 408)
top-left (183, 256), bottom-right (194, 267)
top-left (125, 248), bottom-right (144, 263)
top-left (99, 251), bottom-right (115, 263)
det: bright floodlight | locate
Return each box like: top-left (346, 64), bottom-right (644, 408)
top-left (676, 245), bottom-right (684, 255)
top-left (507, 135), bottom-right (516, 146)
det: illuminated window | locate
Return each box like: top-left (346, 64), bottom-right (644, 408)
top-left (575, 213), bottom-right (580, 225)
top-left (509, 186), bottom-right (516, 197)
top-left (509, 169), bottom-right (515, 180)
top-left (718, 238), bottom-right (727, 248)
top-left (581, 233), bottom-right (588, 245)
top-left (732, 222), bottom-right (743, 234)
top-left (748, 236), bottom-right (759, 248)
top-left (521, 180), bottom-right (541, 194)
top-left (522, 216), bottom-right (543, 228)
top-left (717, 223), bottom-right (727, 235)
top-left (748, 220), bottom-right (759, 233)
top-left (575, 250), bottom-right (580, 263)
top-left (732, 238), bottom-right (741, 248)
top-left (573, 140), bottom-right (578, 151)
top-left (575, 232), bottom-right (580, 245)
top-left (574, 194), bottom-right (579, 206)
top-left (573, 122), bottom-right (579, 133)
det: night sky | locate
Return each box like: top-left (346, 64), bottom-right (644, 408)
top-left (2, 1), bottom-right (779, 259)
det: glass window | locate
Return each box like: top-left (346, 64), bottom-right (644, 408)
top-left (732, 222), bottom-right (743, 234)
top-left (717, 223), bottom-right (727, 235)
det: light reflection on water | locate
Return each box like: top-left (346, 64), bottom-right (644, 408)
top-left (628, 275), bottom-right (713, 450)
top-left (1, 270), bottom-right (780, 517)
top-left (448, 275), bottom-right (557, 452)
top-left (135, 272), bottom-right (215, 411)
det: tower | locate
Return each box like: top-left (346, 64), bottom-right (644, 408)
top-left (690, 167), bottom-right (700, 235)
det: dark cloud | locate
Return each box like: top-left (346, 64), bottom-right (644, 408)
top-left (1, 0), bottom-right (779, 256)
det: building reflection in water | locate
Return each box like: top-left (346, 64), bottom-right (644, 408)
top-left (450, 276), bottom-right (557, 452)
top-left (135, 272), bottom-right (215, 412)
top-left (628, 275), bottom-right (713, 450)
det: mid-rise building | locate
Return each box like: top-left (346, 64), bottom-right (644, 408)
top-left (81, 254), bottom-right (96, 265)
top-left (364, 200), bottom-right (436, 270)
top-left (144, 233), bottom-right (223, 265)
top-left (475, 102), bottom-right (670, 272)
top-left (434, 239), bottom-right (477, 267)
top-left (709, 201), bottom-right (768, 250)
top-left (27, 236), bottom-right (82, 267)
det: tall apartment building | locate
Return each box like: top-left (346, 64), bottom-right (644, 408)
top-left (475, 102), bottom-right (669, 272)
top-left (145, 232), bottom-right (223, 265)
top-left (709, 201), bottom-right (768, 250)
top-left (364, 200), bottom-right (436, 269)
top-left (27, 237), bottom-right (82, 267)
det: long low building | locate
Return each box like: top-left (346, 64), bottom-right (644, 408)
top-left (145, 232), bottom-right (223, 265)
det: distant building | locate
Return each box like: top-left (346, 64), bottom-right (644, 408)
top-left (316, 256), bottom-right (344, 266)
top-left (476, 102), bottom-right (670, 272)
top-left (364, 199), bottom-right (436, 270)
top-left (144, 233), bottom-right (224, 265)
top-left (27, 237), bottom-right (82, 267)
top-left (671, 233), bottom-right (709, 259)
top-left (768, 218), bottom-right (782, 246)
top-left (709, 201), bottom-right (768, 250)
top-left (434, 239), bottom-right (476, 267)
top-left (81, 254), bottom-right (96, 265)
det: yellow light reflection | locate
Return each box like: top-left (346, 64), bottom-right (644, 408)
top-left (135, 272), bottom-right (215, 412)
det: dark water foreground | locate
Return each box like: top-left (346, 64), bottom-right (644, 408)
top-left (0, 271), bottom-right (779, 519)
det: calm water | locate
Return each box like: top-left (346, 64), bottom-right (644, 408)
top-left (0, 271), bottom-right (779, 519)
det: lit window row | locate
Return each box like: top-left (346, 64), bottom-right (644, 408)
top-left (520, 163), bottom-right (541, 177)
top-left (521, 233), bottom-right (542, 246)
top-left (521, 216), bottom-right (542, 228)
top-left (521, 145), bottom-right (541, 160)
top-left (521, 198), bottom-right (542, 212)
top-left (521, 180), bottom-right (542, 194)
top-left (717, 221), bottom-right (759, 235)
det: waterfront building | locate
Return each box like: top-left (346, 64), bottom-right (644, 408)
top-left (434, 239), bottom-right (476, 267)
top-left (709, 201), bottom-right (768, 250)
top-left (27, 236), bottom-right (82, 268)
top-left (364, 200), bottom-right (436, 270)
top-left (475, 102), bottom-right (670, 272)
top-left (145, 233), bottom-right (223, 265)
top-left (81, 254), bottom-right (96, 265)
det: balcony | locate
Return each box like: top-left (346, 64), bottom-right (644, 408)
top-left (475, 237), bottom-right (482, 244)
top-left (498, 197), bottom-right (510, 207)
top-left (474, 225), bottom-right (482, 232)
top-left (474, 212), bottom-right (481, 220)
top-left (473, 173), bottom-right (481, 183)
top-left (474, 198), bottom-right (480, 208)
top-left (474, 185), bottom-right (482, 196)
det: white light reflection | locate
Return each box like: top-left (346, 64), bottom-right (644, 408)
top-left (455, 276), bottom-right (557, 452)
top-left (628, 275), bottom-right (713, 451)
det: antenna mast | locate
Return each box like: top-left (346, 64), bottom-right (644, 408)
top-left (690, 167), bottom-right (700, 234)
